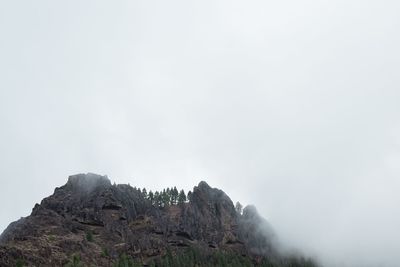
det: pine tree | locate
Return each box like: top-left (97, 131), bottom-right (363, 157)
top-left (157, 192), bottom-right (163, 208)
top-left (178, 189), bottom-right (186, 205)
top-left (154, 191), bottom-right (160, 207)
top-left (187, 190), bottom-right (193, 202)
top-left (162, 189), bottom-right (170, 207)
top-left (166, 188), bottom-right (172, 205)
top-left (142, 188), bottom-right (147, 199)
top-left (148, 190), bottom-right (154, 205)
top-left (172, 186), bottom-right (179, 204)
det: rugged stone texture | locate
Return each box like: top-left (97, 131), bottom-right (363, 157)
top-left (0, 173), bottom-right (287, 266)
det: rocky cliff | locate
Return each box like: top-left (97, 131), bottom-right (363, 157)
top-left (0, 173), bottom-right (317, 267)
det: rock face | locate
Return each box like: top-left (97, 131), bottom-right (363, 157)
top-left (0, 173), bottom-right (309, 266)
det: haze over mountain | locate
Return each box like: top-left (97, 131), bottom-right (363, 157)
top-left (1, 1), bottom-right (400, 267)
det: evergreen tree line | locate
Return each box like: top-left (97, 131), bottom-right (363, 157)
top-left (144, 248), bottom-right (318, 267)
top-left (64, 247), bottom-right (318, 267)
top-left (136, 186), bottom-right (192, 208)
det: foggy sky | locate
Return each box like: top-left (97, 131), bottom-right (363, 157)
top-left (1, 1), bottom-right (400, 266)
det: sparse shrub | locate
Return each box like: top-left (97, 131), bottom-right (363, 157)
top-left (48, 234), bottom-right (55, 242)
top-left (16, 258), bottom-right (25, 267)
top-left (86, 230), bottom-right (94, 242)
top-left (101, 247), bottom-right (109, 257)
top-left (65, 254), bottom-right (83, 267)
top-left (113, 253), bottom-right (141, 267)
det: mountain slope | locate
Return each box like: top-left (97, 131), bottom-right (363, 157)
top-left (0, 173), bottom-right (318, 267)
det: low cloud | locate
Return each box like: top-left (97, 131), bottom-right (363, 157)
top-left (1, 1), bottom-right (400, 266)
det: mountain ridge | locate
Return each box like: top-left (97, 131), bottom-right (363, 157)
top-left (0, 173), bottom-right (318, 267)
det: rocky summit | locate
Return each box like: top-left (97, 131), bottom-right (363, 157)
top-left (0, 173), bottom-right (318, 267)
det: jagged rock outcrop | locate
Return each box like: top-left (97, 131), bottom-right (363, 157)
top-left (0, 173), bottom-right (315, 267)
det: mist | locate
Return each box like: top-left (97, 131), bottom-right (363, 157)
top-left (1, 1), bottom-right (400, 266)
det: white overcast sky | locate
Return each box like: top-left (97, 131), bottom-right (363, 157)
top-left (1, 1), bottom-right (400, 266)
